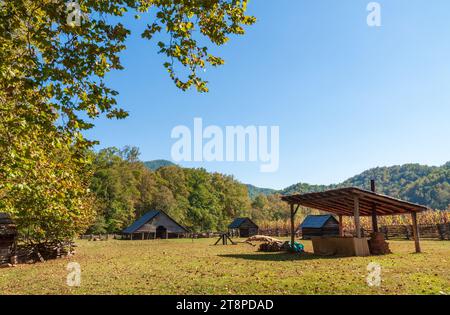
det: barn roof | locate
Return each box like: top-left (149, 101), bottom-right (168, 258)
top-left (300, 215), bottom-right (337, 229)
top-left (123, 211), bottom-right (160, 234)
top-left (228, 217), bottom-right (258, 229)
top-left (0, 213), bottom-right (14, 225)
top-left (123, 210), bottom-right (189, 234)
top-left (282, 187), bottom-right (428, 216)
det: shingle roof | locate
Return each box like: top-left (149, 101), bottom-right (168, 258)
top-left (228, 217), bottom-right (258, 229)
top-left (300, 215), bottom-right (336, 229)
top-left (0, 213), bottom-right (14, 225)
top-left (123, 211), bottom-right (160, 234)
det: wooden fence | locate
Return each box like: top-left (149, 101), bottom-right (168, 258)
top-left (261, 224), bottom-right (450, 240)
top-left (379, 223), bottom-right (450, 240)
top-left (80, 223), bottom-right (450, 241)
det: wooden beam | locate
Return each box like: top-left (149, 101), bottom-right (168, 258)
top-left (354, 195), bottom-right (361, 238)
top-left (411, 212), bottom-right (421, 253)
top-left (290, 203), bottom-right (296, 248)
top-left (339, 215), bottom-right (344, 237)
top-left (293, 204), bottom-right (301, 216)
top-left (371, 180), bottom-right (379, 233)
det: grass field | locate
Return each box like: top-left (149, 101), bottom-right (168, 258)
top-left (0, 238), bottom-right (449, 295)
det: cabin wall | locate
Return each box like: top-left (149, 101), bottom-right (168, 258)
top-left (0, 223), bottom-right (17, 264)
top-left (135, 212), bottom-right (186, 234)
top-left (237, 227), bottom-right (259, 238)
top-left (301, 227), bottom-right (340, 240)
top-left (238, 220), bottom-right (259, 237)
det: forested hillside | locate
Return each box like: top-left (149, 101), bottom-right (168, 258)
top-left (281, 163), bottom-right (450, 210)
top-left (89, 150), bottom-right (449, 235)
top-left (246, 185), bottom-right (277, 199)
top-left (89, 148), bottom-right (252, 234)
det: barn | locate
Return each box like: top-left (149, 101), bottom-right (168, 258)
top-left (300, 215), bottom-right (340, 240)
top-left (228, 218), bottom-right (259, 238)
top-left (0, 213), bottom-right (17, 265)
top-left (123, 210), bottom-right (188, 240)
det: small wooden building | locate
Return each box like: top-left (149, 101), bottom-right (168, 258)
top-left (299, 215), bottom-right (340, 240)
top-left (0, 213), bottom-right (17, 265)
top-left (228, 218), bottom-right (259, 238)
top-left (282, 185), bottom-right (427, 256)
top-left (123, 210), bottom-right (188, 240)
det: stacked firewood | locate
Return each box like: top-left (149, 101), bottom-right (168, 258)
top-left (16, 241), bottom-right (76, 263)
top-left (259, 241), bottom-right (287, 252)
top-left (368, 232), bottom-right (392, 255)
top-left (245, 235), bottom-right (287, 252)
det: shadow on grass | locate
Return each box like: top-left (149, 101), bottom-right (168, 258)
top-left (218, 252), bottom-right (345, 262)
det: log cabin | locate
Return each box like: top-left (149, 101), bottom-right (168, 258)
top-left (300, 215), bottom-right (340, 240)
top-left (228, 217), bottom-right (259, 238)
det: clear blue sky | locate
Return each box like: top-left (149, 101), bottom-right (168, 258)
top-left (85, 0), bottom-right (450, 190)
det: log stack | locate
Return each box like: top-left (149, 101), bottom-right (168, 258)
top-left (0, 213), bottom-right (17, 266)
top-left (16, 241), bottom-right (76, 263)
top-left (368, 232), bottom-right (391, 255)
top-left (245, 235), bottom-right (288, 252)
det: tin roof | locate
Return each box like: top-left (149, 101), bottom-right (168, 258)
top-left (123, 211), bottom-right (160, 234)
top-left (282, 187), bottom-right (428, 216)
top-left (122, 210), bottom-right (189, 234)
top-left (300, 215), bottom-right (337, 229)
top-left (228, 217), bottom-right (258, 229)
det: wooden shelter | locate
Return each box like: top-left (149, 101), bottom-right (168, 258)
top-left (300, 215), bottom-right (340, 240)
top-left (282, 183), bottom-right (428, 255)
top-left (123, 210), bottom-right (188, 240)
top-left (0, 213), bottom-right (17, 265)
top-left (228, 218), bottom-right (259, 238)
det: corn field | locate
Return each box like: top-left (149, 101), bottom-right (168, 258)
top-left (258, 209), bottom-right (450, 231)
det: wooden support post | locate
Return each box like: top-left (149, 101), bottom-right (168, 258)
top-left (142, 233), bottom-right (144, 240)
top-left (339, 215), bottom-right (344, 237)
top-left (411, 212), bottom-right (421, 253)
top-left (370, 180), bottom-right (379, 233)
top-left (353, 195), bottom-right (361, 238)
top-left (290, 203), bottom-right (296, 246)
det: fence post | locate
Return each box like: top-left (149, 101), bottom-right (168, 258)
top-left (405, 226), bottom-right (411, 240)
top-left (437, 224), bottom-right (445, 240)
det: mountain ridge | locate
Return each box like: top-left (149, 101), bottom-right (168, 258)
top-left (144, 160), bottom-right (450, 210)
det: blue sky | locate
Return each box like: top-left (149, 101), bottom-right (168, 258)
top-left (85, 0), bottom-right (450, 189)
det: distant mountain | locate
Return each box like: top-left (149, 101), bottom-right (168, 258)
top-left (277, 162), bottom-right (450, 210)
top-left (246, 184), bottom-right (277, 199)
top-left (144, 160), bottom-right (176, 170)
top-left (143, 159), bottom-right (450, 210)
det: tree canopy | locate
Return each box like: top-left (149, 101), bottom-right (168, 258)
top-left (0, 0), bottom-right (255, 244)
top-left (89, 147), bottom-right (254, 233)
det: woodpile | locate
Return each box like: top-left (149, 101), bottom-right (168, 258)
top-left (368, 232), bottom-right (391, 255)
top-left (0, 213), bottom-right (17, 266)
top-left (15, 241), bottom-right (76, 263)
top-left (244, 235), bottom-right (288, 252)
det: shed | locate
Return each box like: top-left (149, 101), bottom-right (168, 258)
top-left (282, 183), bottom-right (428, 255)
top-left (123, 210), bottom-right (188, 240)
top-left (0, 213), bottom-right (17, 265)
top-left (300, 215), bottom-right (340, 240)
top-left (228, 218), bottom-right (259, 238)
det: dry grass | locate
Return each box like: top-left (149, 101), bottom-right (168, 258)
top-left (0, 238), bottom-right (449, 295)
